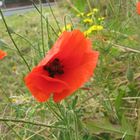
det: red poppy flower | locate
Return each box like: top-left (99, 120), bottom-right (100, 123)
top-left (0, 50), bottom-right (7, 60)
top-left (137, 2), bottom-right (140, 15)
top-left (25, 30), bottom-right (99, 102)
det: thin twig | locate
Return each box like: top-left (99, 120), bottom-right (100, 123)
top-left (0, 118), bottom-right (65, 129)
top-left (4, 122), bottom-right (23, 140)
top-left (25, 127), bottom-right (47, 140)
top-left (106, 41), bottom-right (140, 54)
top-left (104, 96), bottom-right (140, 101)
top-left (118, 73), bottom-right (140, 87)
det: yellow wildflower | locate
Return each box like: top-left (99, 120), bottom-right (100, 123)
top-left (84, 29), bottom-right (92, 36)
top-left (93, 8), bottom-right (99, 13)
top-left (11, 96), bottom-right (30, 104)
top-left (84, 25), bottom-right (103, 36)
top-left (90, 25), bottom-right (103, 31)
top-left (98, 17), bottom-right (105, 21)
top-left (62, 24), bottom-right (72, 31)
top-left (76, 12), bottom-right (84, 17)
top-left (58, 24), bottom-right (72, 35)
top-left (86, 12), bottom-right (93, 17)
top-left (83, 18), bottom-right (93, 24)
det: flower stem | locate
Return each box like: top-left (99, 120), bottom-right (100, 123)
top-left (0, 9), bottom-right (31, 71)
top-left (74, 113), bottom-right (79, 140)
top-left (46, 102), bottom-right (63, 121)
top-left (45, 17), bottom-right (51, 49)
top-left (31, 1), bottom-right (59, 37)
top-left (13, 32), bottom-right (36, 50)
top-left (64, 15), bottom-right (74, 30)
top-left (40, 0), bottom-right (45, 57)
top-left (48, 1), bottom-right (61, 32)
top-left (87, 0), bottom-right (92, 11)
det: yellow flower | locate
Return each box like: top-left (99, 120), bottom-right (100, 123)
top-left (90, 25), bottom-right (103, 31)
top-left (98, 17), bottom-right (105, 21)
top-left (86, 12), bottom-right (93, 17)
top-left (83, 18), bottom-right (93, 24)
top-left (76, 12), bottom-right (84, 17)
top-left (84, 25), bottom-right (103, 36)
top-left (58, 24), bottom-right (72, 35)
top-left (62, 24), bottom-right (72, 31)
top-left (93, 8), bottom-right (99, 13)
top-left (84, 29), bottom-right (92, 36)
top-left (11, 96), bottom-right (30, 104)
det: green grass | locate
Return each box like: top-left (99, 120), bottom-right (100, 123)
top-left (0, 1), bottom-right (140, 140)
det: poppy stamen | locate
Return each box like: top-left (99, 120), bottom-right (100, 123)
top-left (43, 58), bottom-right (64, 77)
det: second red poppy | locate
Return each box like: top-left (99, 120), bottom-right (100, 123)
top-left (137, 2), bottom-right (140, 15)
top-left (0, 50), bottom-right (7, 60)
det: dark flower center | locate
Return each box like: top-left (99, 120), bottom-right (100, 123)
top-left (43, 58), bottom-right (64, 77)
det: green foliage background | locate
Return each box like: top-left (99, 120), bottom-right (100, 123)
top-left (0, 0), bottom-right (140, 139)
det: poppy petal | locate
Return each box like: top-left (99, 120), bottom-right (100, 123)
top-left (39, 30), bottom-right (90, 68)
top-left (53, 51), bottom-right (99, 102)
top-left (25, 67), bottom-right (70, 102)
top-left (57, 30), bottom-right (93, 68)
top-left (0, 50), bottom-right (7, 60)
